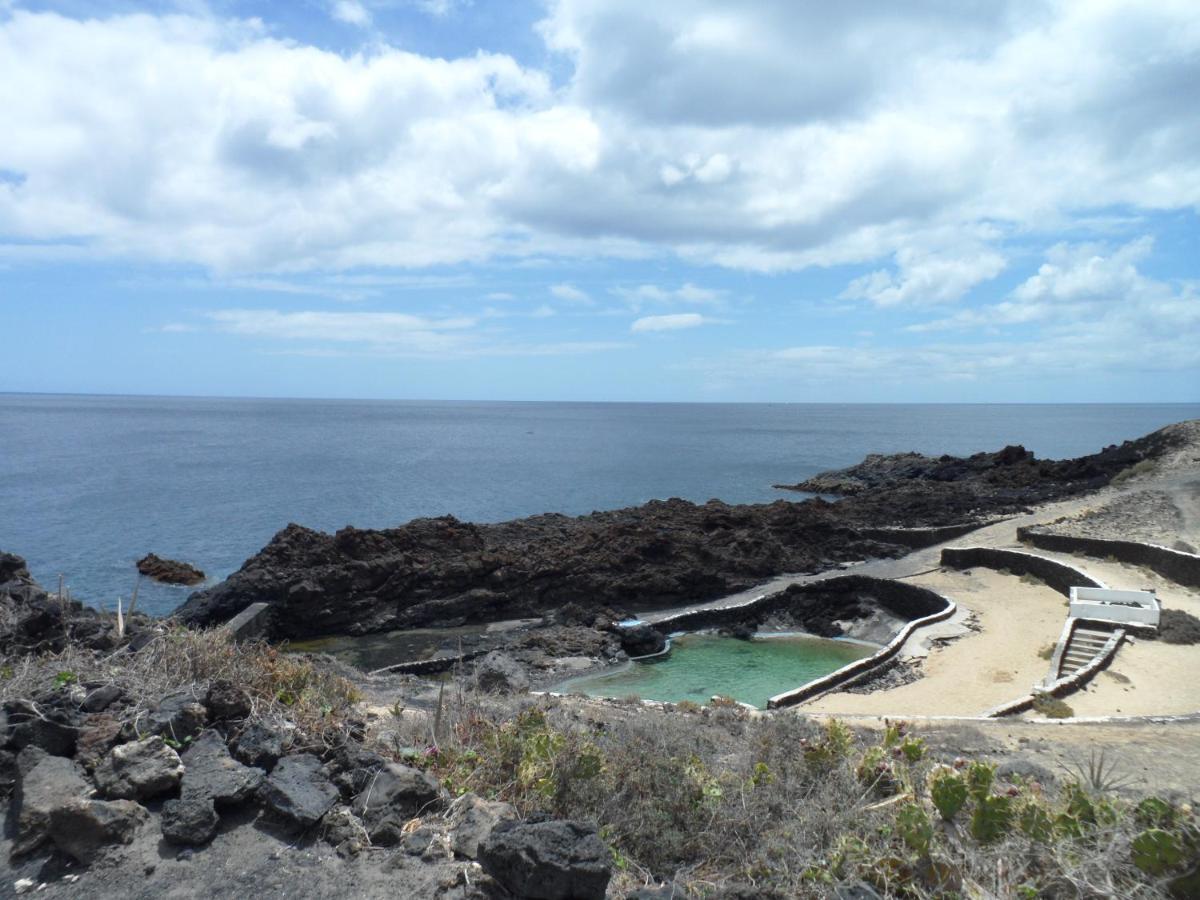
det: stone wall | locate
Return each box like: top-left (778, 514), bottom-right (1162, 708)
top-left (1018, 528), bottom-right (1200, 588)
top-left (940, 546), bottom-right (1104, 596)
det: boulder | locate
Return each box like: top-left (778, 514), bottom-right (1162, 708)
top-left (10, 748), bottom-right (92, 855)
top-left (136, 553), bottom-right (205, 586)
top-left (161, 795), bottom-right (220, 846)
top-left (231, 721), bottom-right (286, 770)
top-left (325, 744), bottom-right (389, 800)
top-left (447, 792), bottom-right (515, 859)
top-left (180, 730), bottom-right (263, 806)
top-left (616, 624), bottom-right (666, 657)
top-left (205, 679), bottom-right (251, 722)
top-left (81, 683), bottom-right (124, 713)
top-left (93, 735), bottom-right (184, 801)
top-left (147, 691), bottom-right (207, 743)
top-left (257, 754), bottom-right (339, 828)
top-left (0, 748), bottom-right (16, 797)
top-left (3, 699), bottom-right (79, 757)
top-left (351, 762), bottom-right (441, 845)
top-left (75, 715), bottom-right (125, 772)
top-left (47, 798), bottom-right (148, 863)
top-left (473, 652), bottom-right (530, 694)
top-left (478, 819), bottom-right (612, 900)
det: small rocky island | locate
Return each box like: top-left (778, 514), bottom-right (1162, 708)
top-left (136, 553), bottom-right (205, 586)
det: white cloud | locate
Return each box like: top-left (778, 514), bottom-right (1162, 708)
top-left (549, 282), bottom-right (591, 303)
top-left (486, 291), bottom-right (515, 301)
top-left (0, 3), bottom-right (1197, 285)
top-left (842, 247), bottom-right (1007, 307)
top-left (204, 307), bottom-right (629, 358)
top-left (631, 312), bottom-right (708, 332)
top-left (613, 282), bottom-right (723, 310)
top-left (331, 1), bottom-right (372, 28)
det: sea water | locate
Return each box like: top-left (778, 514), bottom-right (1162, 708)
top-left (556, 633), bottom-right (874, 709)
top-left (1, 395), bottom-right (1195, 616)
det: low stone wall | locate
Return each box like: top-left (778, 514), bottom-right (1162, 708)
top-left (859, 521), bottom-right (990, 549)
top-left (652, 574), bottom-right (951, 636)
top-left (1018, 528), bottom-right (1200, 588)
top-left (940, 546), bottom-right (1104, 596)
top-left (224, 602), bottom-right (272, 642)
top-left (369, 649), bottom-right (488, 677)
top-left (766, 592), bottom-right (957, 709)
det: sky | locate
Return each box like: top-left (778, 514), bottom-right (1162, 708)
top-left (0, 0), bottom-right (1197, 402)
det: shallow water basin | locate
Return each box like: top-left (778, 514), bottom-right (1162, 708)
top-left (555, 632), bottom-right (875, 709)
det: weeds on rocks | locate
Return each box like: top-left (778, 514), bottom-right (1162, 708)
top-left (0, 626), bottom-right (361, 748)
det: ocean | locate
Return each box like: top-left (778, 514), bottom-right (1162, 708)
top-left (1, 394), bottom-right (1196, 617)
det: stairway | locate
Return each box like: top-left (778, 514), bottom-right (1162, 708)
top-left (1057, 624), bottom-right (1118, 678)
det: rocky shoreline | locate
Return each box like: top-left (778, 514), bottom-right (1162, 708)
top-left (175, 425), bottom-right (1181, 641)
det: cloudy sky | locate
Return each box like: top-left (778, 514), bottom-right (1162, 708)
top-left (1, 0), bottom-right (1197, 401)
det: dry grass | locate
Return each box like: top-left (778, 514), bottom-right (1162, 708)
top-left (0, 625), bottom-right (362, 748)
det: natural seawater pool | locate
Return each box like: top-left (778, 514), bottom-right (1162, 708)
top-left (555, 633), bottom-right (875, 709)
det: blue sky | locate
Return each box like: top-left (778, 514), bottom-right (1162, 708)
top-left (0, 0), bottom-right (1197, 402)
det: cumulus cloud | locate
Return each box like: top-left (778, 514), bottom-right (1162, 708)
top-left (549, 282), bottom-right (591, 303)
top-left (612, 282), bottom-right (723, 310)
top-left (691, 237), bottom-right (1200, 387)
top-left (0, 2), bottom-right (1197, 286)
top-left (331, 1), bottom-right (372, 27)
top-left (630, 312), bottom-right (708, 332)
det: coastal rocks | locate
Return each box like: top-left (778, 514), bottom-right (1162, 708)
top-left (136, 553), bottom-right (205, 586)
top-left (3, 698), bottom-right (79, 757)
top-left (10, 748), bottom-right (92, 855)
top-left (447, 793), bottom-right (515, 859)
top-left (231, 721), bottom-right (286, 770)
top-left (175, 498), bottom-right (897, 640)
top-left (47, 798), bottom-right (148, 863)
top-left (473, 651), bottom-right (530, 694)
top-left (478, 819), bottom-right (612, 900)
top-left (350, 763), bottom-right (441, 845)
top-left (180, 730), bottom-right (263, 806)
top-left (205, 679), bottom-right (251, 722)
top-left (161, 795), bottom-right (220, 846)
top-left (147, 691), bottom-right (208, 743)
top-left (93, 735), bottom-right (183, 801)
top-left (257, 753), bottom-right (339, 828)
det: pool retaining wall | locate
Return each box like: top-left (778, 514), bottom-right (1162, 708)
top-left (939, 546), bottom-right (1104, 595)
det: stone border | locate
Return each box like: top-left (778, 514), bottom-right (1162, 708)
top-left (859, 520), bottom-right (994, 549)
top-left (939, 546), bottom-right (1105, 595)
top-left (1018, 528), bottom-right (1200, 588)
top-left (766, 591), bottom-right (957, 709)
top-left (369, 649), bottom-right (488, 677)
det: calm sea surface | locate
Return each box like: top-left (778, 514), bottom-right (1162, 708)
top-left (1, 395), bottom-right (1196, 617)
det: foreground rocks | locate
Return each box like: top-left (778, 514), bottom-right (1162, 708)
top-left (135, 553), bottom-right (205, 586)
top-left (479, 819), bottom-right (612, 900)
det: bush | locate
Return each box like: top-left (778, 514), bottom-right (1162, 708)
top-left (1033, 694), bottom-right (1074, 719)
top-left (1157, 609), bottom-right (1200, 645)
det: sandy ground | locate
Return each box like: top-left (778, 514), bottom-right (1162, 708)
top-left (800, 437), bottom-right (1200, 720)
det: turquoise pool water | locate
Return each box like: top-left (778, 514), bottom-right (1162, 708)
top-left (556, 633), bottom-right (874, 709)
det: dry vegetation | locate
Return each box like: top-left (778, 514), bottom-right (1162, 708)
top-left (383, 687), bottom-right (1198, 897)
top-left (4, 630), bottom-right (1198, 897)
top-left (0, 626), bottom-right (362, 750)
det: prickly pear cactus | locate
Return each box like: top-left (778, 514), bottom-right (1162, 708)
top-left (928, 766), bottom-right (968, 821)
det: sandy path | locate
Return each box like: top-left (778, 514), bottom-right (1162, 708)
top-left (805, 569), bottom-right (1066, 716)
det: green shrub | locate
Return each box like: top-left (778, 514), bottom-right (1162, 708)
top-left (1033, 693), bottom-right (1074, 718)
